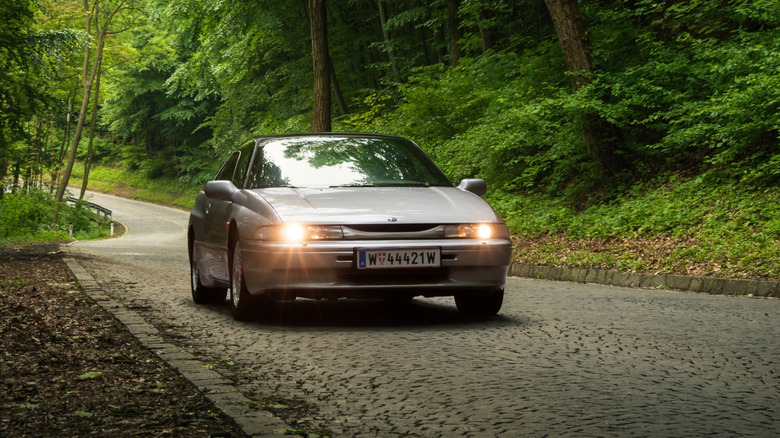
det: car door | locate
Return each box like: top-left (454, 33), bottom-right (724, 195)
top-left (201, 148), bottom-right (244, 282)
top-left (205, 141), bottom-right (258, 280)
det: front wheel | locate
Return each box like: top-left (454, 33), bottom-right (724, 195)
top-left (190, 253), bottom-right (227, 304)
top-left (230, 241), bottom-right (256, 321)
top-left (455, 288), bottom-right (504, 318)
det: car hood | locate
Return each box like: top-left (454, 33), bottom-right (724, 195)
top-left (252, 187), bottom-right (501, 224)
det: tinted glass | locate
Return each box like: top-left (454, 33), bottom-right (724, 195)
top-left (247, 136), bottom-right (452, 189)
top-left (215, 151), bottom-right (239, 181)
top-left (233, 141), bottom-right (255, 188)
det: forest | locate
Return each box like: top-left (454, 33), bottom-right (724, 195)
top-left (1, 0), bottom-right (779, 278)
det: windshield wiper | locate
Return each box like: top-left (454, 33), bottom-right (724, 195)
top-left (330, 181), bottom-right (433, 188)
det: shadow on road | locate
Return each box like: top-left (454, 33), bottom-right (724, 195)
top-left (206, 297), bottom-right (522, 329)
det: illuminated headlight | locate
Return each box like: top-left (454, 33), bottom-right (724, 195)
top-left (257, 224), bottom-right (344, 242)
top-left (444, 223), bottom-right (509, 239)
top-left (283, 224), bottom-right (306, 241)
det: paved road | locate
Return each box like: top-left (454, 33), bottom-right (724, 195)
top-left (66, 191), bottom-right (780, 437)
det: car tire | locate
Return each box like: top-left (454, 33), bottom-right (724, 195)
top-left (455, 288), bottom-right (504, 318)
top-left (190, 253), bottom-right (227, 304)
top-left (230, 241), bottom-right (257, 321)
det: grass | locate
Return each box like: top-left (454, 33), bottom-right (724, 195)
top-left (0, 212), bottom-right (112, 246)
top-left (0, 186), bottom-right (114, 246)
top-left (489, 173), bottom-right (780, 280)
top-left (70, 164), bottom-right (201, 211)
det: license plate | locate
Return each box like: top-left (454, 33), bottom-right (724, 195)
top-left (357, 248), bottom-right (440, 270)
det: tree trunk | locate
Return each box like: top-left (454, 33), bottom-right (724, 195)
top-left (55, 0), bottom-right (95, 205)
top-left (40, 108), bottom-right (56, 189)
top-left (544, 0), bottom-right (593, 92)
top-left (477, 9), bottom-right (495, 52)
top-left (446, 0), bottom-right (464, 66)
top-left (310, 0), bottom-right (331, 132)
top-left (377, 0), bottom-right (401, 83)
top-left (55, 0), bottom-right (126, 203)
top-left (419, 26), bottom-right (431, 65)
top-left (436, 25), bottom-right (447, 65)
top-left (544, 0), bottom-right (615, 175)
top-left (330, 61), bottom-right (349, 115)
top-left (80, 39), bottom-right (104, 200)
top-left (51, 88), bottom-right (75, 195)
top-left (0, 137), bottom-right (7, 200)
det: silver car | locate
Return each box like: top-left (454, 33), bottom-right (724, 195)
top-left (187, 133), bottom-right (512, 320)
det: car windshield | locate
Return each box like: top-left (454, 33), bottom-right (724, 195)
top-left (247, 136), bottom-right (452, 189)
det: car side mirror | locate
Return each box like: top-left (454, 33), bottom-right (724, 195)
top-left (204, 180), bottom-right (238, 201)
top-left (457, 179), bottom-right (487, 197)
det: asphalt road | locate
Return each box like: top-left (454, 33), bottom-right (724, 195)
top-left (66, 191), bottom-right (780, 437)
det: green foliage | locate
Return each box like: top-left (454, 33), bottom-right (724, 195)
top-left (490, 173), bottom-right (780, 278)
top-left (72, 163), bottom-right (201, 210)
top-left (2, 0), bottom-right (779, 282)
top-left (493, 173), bottom-right (780, 239)
top-left (57, 0), bottom-right (780, 204)
top-left (99, 26), bottom-right (219, 183)
top-left (0, 190), bottom-right (110, 244)
top-left (73, 164), bottom-right (199, 199)
top-left (0, 0), bottom-right (81, 186)
top-left (0, 190), bottom-right (52, 239)
top-left (580, 1), bottom-right (780, 189)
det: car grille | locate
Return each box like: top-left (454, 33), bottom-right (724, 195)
top-left (338, 267), bottom-right (449, 285)
top-left (347, 224), bottom-right (439, 232)
top-left (342, 224), bottom-right (445, 239)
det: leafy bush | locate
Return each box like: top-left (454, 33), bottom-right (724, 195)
top-left (0, 190), bottom-right (111, 244)
top-left (491, 172), bottom-right (780, 279)
top-left (0, 191), bottom-right (52, 239)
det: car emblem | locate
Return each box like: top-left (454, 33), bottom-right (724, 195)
top-left (388, 217), bottom-right (398, 222)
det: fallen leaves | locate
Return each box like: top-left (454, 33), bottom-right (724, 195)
top-left (511, 232), bottom-right (777, 279)
top-left (76, 372), bottom-right (103, 381)
top-left (0, 243), bottom-right (246, 437)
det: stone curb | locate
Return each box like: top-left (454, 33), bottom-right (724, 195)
top-left (509, 262), bottom-right (780, 298)
top-left (64, 258), bottom-right (289, 438)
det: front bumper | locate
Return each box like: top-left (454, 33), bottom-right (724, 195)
top-left (238, 238), bottom-right (512, 299)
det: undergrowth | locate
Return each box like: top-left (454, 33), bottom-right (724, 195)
top-left (488, 172), bottom-right (780, 280)
top-left (0, 189), bottom-right (112, 245)
top-left (70, 164), bottom-right (201, 210)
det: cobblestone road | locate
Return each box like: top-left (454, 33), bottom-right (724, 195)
top-left (67, 191), bottom-right (779, 437)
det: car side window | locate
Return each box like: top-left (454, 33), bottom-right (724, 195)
top-left (214, 151), bottom-right (240, 181)
top-left (233, 142), bottom-right (256, 189)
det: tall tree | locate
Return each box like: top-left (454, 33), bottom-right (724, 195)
top-left (310, 0), bottom-right (331, 132)
top-left (377, 0), bottom-right (401, 84)
top-left (55, 0), bottom-right (95, 204)
top-left (79, 41), bottom-right (103, 200)
top-left (55, 0), bottom-right (129, 204)
top-left (544, 0), bottom-right (615, 175)
top-left (543, 0), bottom-right (592, 91)
top-left (0, 0), bottom-right (78, 198)
top-left (446, 0), bottom-right (464, 66)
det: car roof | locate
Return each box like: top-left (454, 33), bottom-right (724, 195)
top-left (252, 132), bottom-right (410, 143)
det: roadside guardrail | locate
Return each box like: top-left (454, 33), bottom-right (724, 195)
top-left (65, 197), bottom-right (113, 221)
